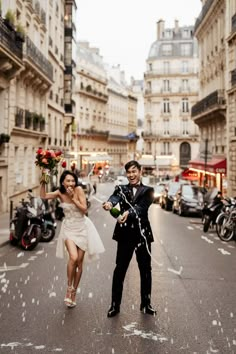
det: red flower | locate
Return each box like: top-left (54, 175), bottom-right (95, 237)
top-left (61, 161), bottom-right (67, 168)
top-left (35, 148), bottom-right (64, 184)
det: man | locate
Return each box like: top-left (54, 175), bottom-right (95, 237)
top-left (103, 160), bottom-right (156, 317)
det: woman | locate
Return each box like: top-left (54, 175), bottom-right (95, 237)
top-left (40, 170), bottom-right (105, 308)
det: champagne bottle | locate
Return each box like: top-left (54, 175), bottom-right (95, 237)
top-left (110, 207), bottom-right (121, 218)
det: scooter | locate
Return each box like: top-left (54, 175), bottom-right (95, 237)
top-left (9, 198), bottom-right (41, 250)
top-left (202, 192), bottom-right (224, 232)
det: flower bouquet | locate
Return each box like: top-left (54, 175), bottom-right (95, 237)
top-left (35, 148), bottom-right (63, 184)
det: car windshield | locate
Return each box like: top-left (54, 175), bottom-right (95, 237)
top-left (168, 183), bottom-right (180, 194)
top-left (182, 185), bottom-right (200, 198)
top-left (155, 185), bottom-right (165, 192)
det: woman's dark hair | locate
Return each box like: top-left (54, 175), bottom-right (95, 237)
top-left (59, 170), bottom-right (78, 194)
top-left (124, 160), bottom-right (141, 171)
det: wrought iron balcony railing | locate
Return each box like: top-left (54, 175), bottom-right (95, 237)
top-left (24, 36), bottom-right (53, 81)
top-left (191, 89), bottom-right (225, 117)
top-left (0, 18), bottom-right (23, 59)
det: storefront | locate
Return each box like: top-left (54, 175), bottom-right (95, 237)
top-left (188, 156), bottom-right (227, 194)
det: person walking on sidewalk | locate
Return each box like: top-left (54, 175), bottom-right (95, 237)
top-left (103, 160), bottom-right (156, 317)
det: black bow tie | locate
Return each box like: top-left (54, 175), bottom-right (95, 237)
top-left (130, 184), bottom-right (140, 190)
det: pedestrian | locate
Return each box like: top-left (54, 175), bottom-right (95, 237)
top-left (40, 170), bottom-right (105, 308)
top-left (103, 160), bottom-right (156, 317)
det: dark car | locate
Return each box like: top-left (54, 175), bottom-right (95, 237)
top-left (160, 181), bottom-right (181, 211)
top-left (153, 184), bottom-right (166, 204)
top-left (172, 184), bottom-right (204, 216)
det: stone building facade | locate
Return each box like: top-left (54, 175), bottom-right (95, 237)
top-left (191, 0), bottom-right (227, 192)
top-left (143, 20), bottom-right (200, 178)
top-left (75, 44), bottom-right (137, 174)
top-left (226, 0), bottom-right (236, 196)
top-left (0, 0), bottom-right (76, 212)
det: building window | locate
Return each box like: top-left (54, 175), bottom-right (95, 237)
top-left (163, 61), bottom-right (170, 74)
top-left (163, 79), bottom-right (170, 92)
top-left (163, 99), bottom-right (170, 113)
top-left (182, 61), bottom-right (189, 73)
top-left (182, 98), bottom-right (189, 113)
top-left (164, 120), bottom-right (169, 135)
top-left (182, 79), bottom-right (188, 91)
top-left (163, 142), bottom-right (170, 154)
top-left (182, 120), bottom-right (189, 135)
top-left (149, 63), bottom-right (152, 71)
top-left (162, 44), bottom-right (172, 56)
top-left (181, 43), bottom-right (191, 56)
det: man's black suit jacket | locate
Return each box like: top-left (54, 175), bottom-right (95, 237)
top-left (107, 183), bottom-right (154, 243)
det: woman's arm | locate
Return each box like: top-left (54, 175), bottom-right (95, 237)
top-left (71, 186), bottom-right (88, 214)
top-left (40, 183), bottom-right (60, 200)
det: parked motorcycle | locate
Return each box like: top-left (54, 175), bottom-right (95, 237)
top-left (216, 199), bottom-right (236, 242)
top-left (202, 190), bottom-right (224, 232)
top-left (9, 198), bottom-right (42, 250)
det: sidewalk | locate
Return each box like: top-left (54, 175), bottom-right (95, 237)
top-left (0, 212), bottom-right (10, 247)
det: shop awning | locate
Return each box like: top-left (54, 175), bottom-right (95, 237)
top-left (138, 157), bottom-right (156, 167)
top-left (189, 157), bottom-right (227, 174)
top-left (82, 155), bottom-right (113, 163)
top-left (181, 168), bottom-right (199, 180)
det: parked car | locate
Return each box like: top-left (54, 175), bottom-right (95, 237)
top-left (114, 175), bottom-right (129, 186)
top-left (160, 181), bottom-right (181, 211)
top-left (172, 184), bottom-right (204, 216)
top-left (153, 184), bottom-right (166, 203)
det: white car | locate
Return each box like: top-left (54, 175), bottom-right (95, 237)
top-left (114, 175), bottom-right (129, 186)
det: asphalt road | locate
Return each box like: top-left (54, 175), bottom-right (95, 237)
top-left (0, 182), bottom-right (236, 353)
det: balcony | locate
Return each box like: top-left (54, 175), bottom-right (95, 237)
top-left (23, 36), bottom-right (53, 86)
top-left (144, 67), bottom-right (197, 78)
top-left (14, 108), bottom-right (46, 133)
top-left (191, 90), bottom-right (226, 123)
top-left (0, 18), bottom-right (23, 78)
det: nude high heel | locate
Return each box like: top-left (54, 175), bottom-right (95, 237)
top-left (64, 285), bottom-right (73, 307)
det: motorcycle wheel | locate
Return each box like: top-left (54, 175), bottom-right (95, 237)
top-left (218, 218), bottom-right (235, 242)
top-left (203, 215), bottom-right (211, 232)
top-left (21, 226), bottom-right (40, 250)
top-left (216, 213), bottom-right (227, 238)
top-left (40, 226), bottom-right (55, 242)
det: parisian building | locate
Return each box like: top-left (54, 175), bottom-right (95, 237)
top-left (143, 20), bottom-right (200, 179)
top-left (0, 0), bottom-right (76, 213)
top-left (191, 0), bottom-right (227, 193)
top-left (226, 0), bottom-right (236, 196)
top-left (75, 43), bottom-right (138, 175)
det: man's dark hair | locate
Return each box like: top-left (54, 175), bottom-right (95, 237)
top-left (124, 160), bottom-right (141, 171)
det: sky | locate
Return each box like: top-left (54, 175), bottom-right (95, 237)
top-left (77, 0), bottom-right (202, 81)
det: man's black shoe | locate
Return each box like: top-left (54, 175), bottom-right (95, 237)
top-left (107, 305), bottom-right (120, 318)
top-left (140, 304), bottom-right (157, 316)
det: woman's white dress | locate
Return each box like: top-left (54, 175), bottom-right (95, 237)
top-left (56, 203), bottom-right (105, 262)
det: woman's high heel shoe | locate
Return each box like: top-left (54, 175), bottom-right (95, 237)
top-left (70, 287), bottom-right (77, 308)
top-left (64, 286), bottom-right (73, 307)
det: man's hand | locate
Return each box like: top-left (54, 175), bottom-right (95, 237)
top-left (117, 210), bottom-right (129, 224)
top-left (103, 201), bottom-right (112, 211)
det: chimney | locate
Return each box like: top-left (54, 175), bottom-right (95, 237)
top-left (174, 19), bottom-right (179, 34)
top-left (156, 19), bottom-right (165, 39)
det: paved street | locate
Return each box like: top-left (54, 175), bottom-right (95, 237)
top-left (0, 182), bottom-right (236, 353)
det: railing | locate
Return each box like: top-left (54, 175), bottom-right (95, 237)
top-left (0, 19), bottom-right (23, 59)
top-left (191, 89), bottom-right (225, 117)
top-left (194, 0), bottom-right (214, 33)
top-left (24, 36), bottom-right (53, 81)
top-left (15, 107), bottom-right (45, 132)
top-left (144, 67), bottom-right (197, 77)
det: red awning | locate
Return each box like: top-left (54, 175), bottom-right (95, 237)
top-left (181, 168), bottom-right (199, 180)
top-left (189, 157), bottom-right (227, 174)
